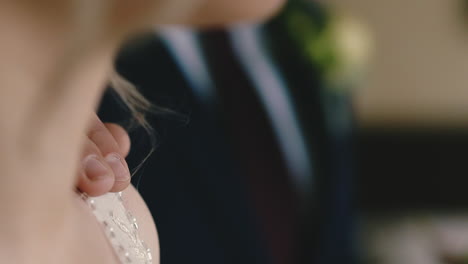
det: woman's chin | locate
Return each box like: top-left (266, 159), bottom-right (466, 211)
top-left (119, 0), bottom-right (286, 31)
top-left (178, 0), bottom-right (287, 27)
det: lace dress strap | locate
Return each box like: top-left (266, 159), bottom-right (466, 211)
top-left (81, 192), bottom-right (153, 264)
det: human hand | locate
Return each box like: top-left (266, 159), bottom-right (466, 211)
top-left (76, 114), bottom-right (132, 197)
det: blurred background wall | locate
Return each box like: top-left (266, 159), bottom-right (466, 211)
top-left (321, 1), bottom-right (468, 263)
top-left (312, 0), bottom-right (468, 212)
top-left (328, 0), bottom-right (468, 127)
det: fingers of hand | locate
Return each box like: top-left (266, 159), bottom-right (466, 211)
top-left (79, 138), bottom-right (115, 196)
top-left (78, 115), bottom-right (131, 196)
top-left (87, 116), bottom-right (131, 185)
top-left (104, 123), bottom-right (131, 158)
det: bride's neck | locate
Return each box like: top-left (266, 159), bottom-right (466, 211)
top-left (0, 4), bottom-right (120, 192)
top-left (1, 5), bottom-right (118, 134)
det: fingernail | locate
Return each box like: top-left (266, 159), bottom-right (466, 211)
top-left (84, 155), bottom-right (109, 181)
top-left (105, 153), bottom-right (130, 182)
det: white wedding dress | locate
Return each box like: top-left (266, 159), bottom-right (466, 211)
top-left (81, 192), bottom-right (153, 264)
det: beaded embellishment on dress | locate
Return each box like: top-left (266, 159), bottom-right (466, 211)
top-left (81, 192), bottom-right (153, 264)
